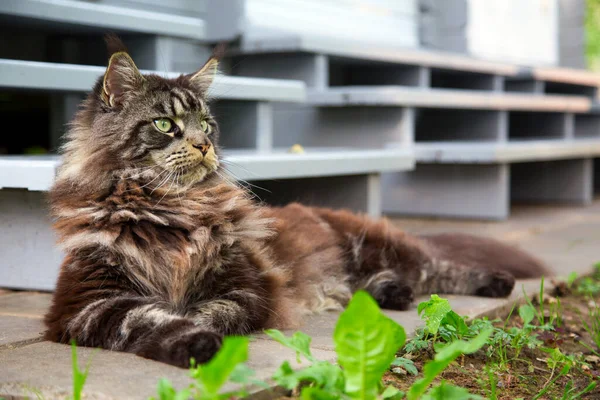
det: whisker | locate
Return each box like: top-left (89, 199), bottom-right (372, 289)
top-left (124, 169), bottom-right (167, 192)
top-left (150, 170), bottom-right (175, 195)
top-left (155, 170), bottom-right (177, 206)
top-left (174, 170), bottom-right (184, 207)
top-left (214, 170), bottom-right (266, 203)
top-left (219, 166), bottom-right (272, 194)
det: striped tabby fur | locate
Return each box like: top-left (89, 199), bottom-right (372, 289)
top-left (45, 39), bottom-right (550, 367)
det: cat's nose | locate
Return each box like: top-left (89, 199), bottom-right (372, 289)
top-left (192, 143), bottom-right (211, 156)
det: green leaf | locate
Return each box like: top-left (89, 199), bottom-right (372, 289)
top-left (228, 363), bottom-right (270, 393)
top-left (567, 271), bottom-right (578, 286)
top-left (381, 386), bottom-right (405, 400)
top-left (190, 336), bottom-right (249, 397)
top-left (407, 328), bottom-right (492, 400)
top-left (152, 379), bottom-right (191, 400)
top-left (264, 329), bottom-right (315, 363)
top-left (417, 295), bottom-right (452, 335)
top-left (422, 381), bottom-right (483, 400)
top-left (301, 386), bottom-right (342, 400)
top-left (440, 311), bottom-right (469, 336)
top-left (272, 360), bottom-right (345, 392)
top-left (71, 341), bottom-right (92, 400)
top-left (334, 291), bottom-right (406, 400)
top-left (155, 379), bottom-right (175, 400)
top-left (391, 357), bottom-right (418, 376)
top-left (518, 304), bottom-right (535, 326)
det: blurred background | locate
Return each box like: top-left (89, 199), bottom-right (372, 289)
top-left (1, 0), bottom-right (600, 289)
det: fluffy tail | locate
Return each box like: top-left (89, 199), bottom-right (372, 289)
top-left (419, 233), bottom-right (551, 279)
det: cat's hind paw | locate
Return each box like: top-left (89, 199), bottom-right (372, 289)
top-left (159, 329), bottom-right (222, 368)
top-left (475, 271), bottom-right (515, 298)
top-left (376, 282), bottom-right (414, 311)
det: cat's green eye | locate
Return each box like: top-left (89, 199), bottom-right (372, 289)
top-left (200, 120), bottom-right (209, 133)
top-left (153, 118), bottom-right (174, 134)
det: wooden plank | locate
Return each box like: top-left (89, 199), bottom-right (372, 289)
top-left (414, 140), bottom-right (600, 163)
top-left (308, 87), bottom-right (592, 112)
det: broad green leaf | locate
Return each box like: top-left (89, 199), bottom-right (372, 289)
top-left (417, 295), bottom-right (452, 335)
top-left (264, 329), bottom-right (315, 362)
top-left (334, 291), bottom-right (406, 400)
top-left (381, 386), bottom-right (405, 400)
top-left (191, 336), bottom-right (248, 397)
top-left (272, 360), bottom-right (345, 392)
top-left (301, 386), bottom-right (342, 400)
top-left (407, 328), bottom-right (492, 400)
top-left (518, 304), bottom-right (536, 326)
top-left (440, 311), bottom-right (469, 336)
top-left (422, 381), bottom-right (483, 400)
top-left (391, 357), bottom-right (418, 376)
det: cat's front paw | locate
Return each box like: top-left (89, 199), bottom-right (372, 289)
top-left (376, 282), bottom-right (414, 311)
top-left (475, 271), bottom-right (515, 298)
top-left (165, 330), bottom-right (222, 368)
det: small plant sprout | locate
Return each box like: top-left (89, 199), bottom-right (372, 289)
top-left (70, 340), bottom-right (93, 400)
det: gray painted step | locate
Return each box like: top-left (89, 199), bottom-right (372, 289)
top-left (0, 59), bottom-right (306, 103)
top-left (308, 87), bottom-right (593, 112)
top-left (414, 139), bottom-right (600, 163)
top-left (237, 35), bottom-right (522, 76)
top-left (235, 37), bottom-right (599, 94)
top-left (0, 149), bottom-right (415, 191)
top-left (0, 0), bottom-right (208, 40)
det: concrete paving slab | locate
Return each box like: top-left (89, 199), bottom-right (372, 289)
top-left (0, 315), bottom-right (44, 348)
top-left (0, 292), bottom-right (52, 318)
top-left (0, 339), bottom-right (336, 400)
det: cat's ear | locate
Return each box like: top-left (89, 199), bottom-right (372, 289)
top-left (188, 57), bottom-right (219, 92)
top-left (102, 52), bottom-right (144, 107)
top-left (188, 44), bottom-right (225, 93)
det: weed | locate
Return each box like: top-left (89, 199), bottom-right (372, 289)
top-left (406, 328), bottom-right (491, 400)
top-left (421, 381), bottom-right (483, 400)
top-left (533, 348), bottom-right (577, 400)
top-left (390, 357), bottom-right (418, 376)
top-left (581, 298), bottom-right (600, 352)
top-left (560, 380), bottom-right (598, 400)
top-left (70, 340), bottom-right (92, 400)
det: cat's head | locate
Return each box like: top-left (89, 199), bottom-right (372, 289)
top-left (58, 41), bottom-right (222, 192)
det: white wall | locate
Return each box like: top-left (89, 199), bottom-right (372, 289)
top-left (244, 0), bottom-right (419, 49)
top-left (467, 0), bottom-right (559, 66)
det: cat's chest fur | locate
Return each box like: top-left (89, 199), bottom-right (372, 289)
top-left (54, 180), bottom-right (275, 304)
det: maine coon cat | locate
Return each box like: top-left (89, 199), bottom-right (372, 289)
top-left (45, 40), bottom-right (549, 367)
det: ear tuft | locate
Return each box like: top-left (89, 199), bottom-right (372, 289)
top-left (105, 33), bottom-right (128, 57)
top-left (102, 52), bottom-right (144, 107)
top-left (188, 44), bottom-right (226, 93)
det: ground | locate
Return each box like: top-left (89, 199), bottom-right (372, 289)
top-left (1, 201), bottom-right (600, 399)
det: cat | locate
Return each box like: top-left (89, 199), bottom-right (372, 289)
top-left (44, 39), bottom-right (549, 368)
